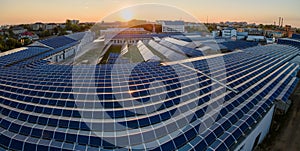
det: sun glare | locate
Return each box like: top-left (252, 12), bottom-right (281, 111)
top-left (120, 9), bottom-right (133, 21)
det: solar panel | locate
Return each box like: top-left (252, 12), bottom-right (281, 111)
top-left (137, 40), bottom-right (161, 61)
top-left (148, 40), bottom-right (187, 61)
top-left (0, 34), bottom-right (299, 151)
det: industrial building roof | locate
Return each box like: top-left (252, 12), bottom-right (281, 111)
top-left (0, 33), bottom-right (299, 150)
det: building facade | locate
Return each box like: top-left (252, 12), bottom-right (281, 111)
top-left (161, 20), bottom-right (185, 33)
top-left (222, 28), bottom-right (237, 38)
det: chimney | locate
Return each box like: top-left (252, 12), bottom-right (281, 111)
top-left (281, 18), bottom-right (284, 27)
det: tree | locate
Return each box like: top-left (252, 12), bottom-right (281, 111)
top-left (39, 30), bottom-right (51, 37)
top-left (0, 43), bottom-right (4, 52)
top-left (58, 29), bottom-right (67, 36)
top-left (66, 19), bottom-right (72, 30)
top-left (258, 24), bottom-right (264, 29)
top-left (0, 36), bottom-right (7, 52)
top-left (71, 24), bottom-right (80, 32)
top-left (21, 24), bottom-right (32, 31)
top-left (53, 27), bottom-right (59, 35)
top-left (22, 38), bottom-right (32, 45)
top-left (6, 38), bottom-right (22, 50)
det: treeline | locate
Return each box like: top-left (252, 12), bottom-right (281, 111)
top-left (0, 21), bottom-right (94, 52)
top-left (0, 36), bottom-right (32, 52)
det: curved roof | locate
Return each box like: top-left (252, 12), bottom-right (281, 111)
top-left (0, 34), bottom-right (299, 150)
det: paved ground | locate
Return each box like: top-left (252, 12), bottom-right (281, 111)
top-left (256, 75), bottom-right (300, 151)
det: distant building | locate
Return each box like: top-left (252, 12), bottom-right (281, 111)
top-left (19, 31), bottom-right (39, 40)
top-left (0, 25), bottom-right (10, 31)
top-left (237, 32), bottom-right (248, 40)
top-left (266, 38), bottom-right (276, 44)
top-left (32, 22), bottom-right (44, 31)
top-left (100, 28), bottom-right (149, 44)
top-left (237, 28), bottom-right (265, 41)
top-left (0, 29), bottom-right (9, 36)
top-left (12, 26), bottom-right (27, 35)
top-left (238, 28), bottom-right (263, 35)
top-left (160, 20), bottom-right (185, 33)
top-left (68, 20), bottom-right (79, 25)
top-left (247, 35), bottom-right (265, 42)
top-left (285, 25), bottom-right (296, 38)
top-left (59, 23), bottom-right (66, 29)
top-left (222, 27), bottom-right (237, 38)
top-left (101, 28), bottom-right (148, 36)
top-left (272, 32), bottom-right (285, 38)
top-left (185, 22), bottom-right (201, 27)
top-left (45, 23), bottom-right (57, 30)
top-left (265, 30), bottom-right (285, 38)
top-left (212, 31), bottom-right (220, 37)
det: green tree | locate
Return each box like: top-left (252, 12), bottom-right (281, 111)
top-left (258, 24), bottom-right (264, 29)
top-left (71, 24), bottom-right (80, 32)
top-left (6, 38), bottom-right (22, 50)
top-left (53, 27), bottom-right (60, 35)
top-left (39, 30), bottom-right (51, 37)
top-left (66, 19), bottom-right (72, 30)
top-left (22, 38), bottom-right (32, 45)
top-left (0, 43), bottom-right (4, 52)
top-left (21, 24), bottom-right (32, 30)
top-left (58, 29), bottom-right (67, 36)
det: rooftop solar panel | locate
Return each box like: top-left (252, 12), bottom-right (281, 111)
top-left (0, 33), bottom-right (299, 151)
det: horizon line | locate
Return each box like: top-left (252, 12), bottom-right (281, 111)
top-left (1, 19), bottom-right (299, 28)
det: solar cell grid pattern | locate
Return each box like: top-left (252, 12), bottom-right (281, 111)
top-left (0, 34), bottom-right (299, 151)
top-left (292, 34), bottom-right (300, 40)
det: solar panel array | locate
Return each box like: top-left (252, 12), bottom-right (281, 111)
top-left (168, 36), bottom-right (259, 52)
top-left (105, 53), bottom-right (130, 64)
top-left (0, 47), bottom-right (50, 67)
top-left (137, 41), bottom-right (161, 61)
top-left (65, 32), bottom-right (86, 41)
top-left (219, 41), bottom-right (259, 51)
top-left (276, 77), bottom-right (299, 102)
top-left (148, 40), bottom-right (187, 61)
top-left (278, 38), bottom-right (300, 48)
top-left (0, 34), bottom-right (299, 151)
top-left (39, 36), bottom-right (77, 49)
top-left (292, 34), bottom-right (300, 40)
top-left (1, 33), bottom-right (83, 68)
top-left (159, 39), bottom-right (204, 57)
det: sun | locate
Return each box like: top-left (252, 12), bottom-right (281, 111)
top-left (120, 9), bottom-right (133, 21)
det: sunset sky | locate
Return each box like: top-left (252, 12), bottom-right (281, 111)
top-left (1, 0), bottom-right (300, 27)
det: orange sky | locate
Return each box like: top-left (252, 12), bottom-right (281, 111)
top-left (1, 0), bottom-right (299, 27)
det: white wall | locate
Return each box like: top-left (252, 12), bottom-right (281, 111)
top-left (247, 36), bottom-right (265, 42)
top-left (234, 105), bottom-right (274, 151)
top-left (64, 48), bottom-right (75, 58)
top-left (222, 29), bottom-right (237, 38)
top-left (162, 25), bottom-right (185, 33)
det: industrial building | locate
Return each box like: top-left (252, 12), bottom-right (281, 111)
top-left (0, 32), bottom-right (299, 151)
top-left (160, 20), bottom-right (185, 33)
top-left (222, 27), bottom-right (237, 39)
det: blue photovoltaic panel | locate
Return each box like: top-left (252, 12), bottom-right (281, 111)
top-left (0, 34), bottom-right (299, 151)
top-left (39, 36), bottom-right (77, 49)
